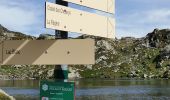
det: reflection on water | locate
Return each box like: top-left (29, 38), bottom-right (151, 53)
top-left (0, 80), bottom-right (39, 88)
top-left (0, 79), bottom-right (170, 100)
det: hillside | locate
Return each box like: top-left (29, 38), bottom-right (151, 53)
top-left (0, 24), bottom-right (35, 40)
top-left (0, 25), bottom-right (55, 80)
top-left (0, 25), bottom-right (170, 79)
top-left (72, 29), bottom-right (170, 79)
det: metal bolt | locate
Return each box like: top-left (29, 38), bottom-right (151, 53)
top-left (67, 51), bottom-right (70, 55)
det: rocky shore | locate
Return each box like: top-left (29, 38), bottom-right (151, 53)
top-left (0, 89), bottom-right (15, 100)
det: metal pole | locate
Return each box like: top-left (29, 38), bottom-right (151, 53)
top-left (54, 0), bottom-right (68, 81)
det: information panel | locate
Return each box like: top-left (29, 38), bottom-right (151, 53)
top-left (40, 81), bottom-right (75, 100)
top-left (63, 0), bottom-right (115, 14)
top-left (45, 2), bottom-right (115, 38)
top-left (0, 39), bottom-right (94, 65)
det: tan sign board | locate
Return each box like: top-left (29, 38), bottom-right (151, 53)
top-left (45, 2), bottom-right (115, 39)
top-left (0, 39), bottom-right (94, 65)
top-left (63, 0), bottom-right (115, 14)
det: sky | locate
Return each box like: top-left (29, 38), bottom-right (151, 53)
top-left (0, 0), bottom-right (170, 38)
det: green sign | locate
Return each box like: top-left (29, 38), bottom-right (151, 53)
top-left (40, 80), bottom-right (75, 100)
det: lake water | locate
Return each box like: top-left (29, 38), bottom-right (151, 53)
top-left (0, 79), bottom-right (170, 100)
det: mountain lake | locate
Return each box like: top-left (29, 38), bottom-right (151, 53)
top-left (0, 79), bottom-right (170, 100)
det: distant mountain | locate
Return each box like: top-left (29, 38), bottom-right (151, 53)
top-left (0, 24), bottom-right (169, 79)
top-left (37, 34), bottom-right (55, 40)
top-left (0, 24), bottom-right (35, 40)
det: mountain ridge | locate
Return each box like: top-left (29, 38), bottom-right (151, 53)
top-left (0, 24), bottom-right (170, 79)
top-left (0, 24), bottom-right (35, 40)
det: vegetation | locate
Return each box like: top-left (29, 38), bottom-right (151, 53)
top-left (0, 92), bottom-right (11, 100)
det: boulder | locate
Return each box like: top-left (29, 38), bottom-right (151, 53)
top-left (142, 74), bottom-right (148, 78)
top-left (68, 67), bottom-right (81, 79)
top-left (162, 70), bottom-right (170, 78)
top-left (146, 29), bottom-right (170, 48)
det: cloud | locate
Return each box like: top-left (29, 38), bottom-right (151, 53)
top-left (116, 0), bottom-right (170, 38)
top-left (1, 0), bottom-right (170, 38)
top-left (0, 6), bottom-right (36, 29)
top-left (140, 9), bottom-right (170, 24)
top-left (0, 0), bottom-right (44, 36)
top-left (116, 5), bottom-right (170, 38)
top-left (0, 0), bottom-right (80, 37)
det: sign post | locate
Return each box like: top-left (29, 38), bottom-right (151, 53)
top-left (42, 0), bottom-right (115, 99)
top-left (54, 0), bottom-right (68, 81)
top-left (40, 0), bottom-right (75, 100)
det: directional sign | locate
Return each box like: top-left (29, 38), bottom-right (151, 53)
top-left (63, 0), bottom-right (115, 14)
top-left (45, 2), bottom-right (115, 38)
top-left (40, 81), bottom-right (75, 100)
top-left (0, 39), bottom-right (94, 65)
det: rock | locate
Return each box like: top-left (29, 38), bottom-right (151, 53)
top-left (99, 40), bottom-right (113, 50)
top-left (146, 28), bottom-right (170, 48)
top-left (127, 71), bottom-right (137, 78)
top-left (38, 34), bottom-right (55, 40)
top-left (86, 65), bottom-right (93, 70)
top-left (0, 75), bottom-right (9, 80)
top-left (163, 45), bottom-right (170, 52)
top-left (68, 67), bottom-right (81, 79)
top-left (155, 45), bottom-right (170, 68)
top-left (162, 70), bottom-right (170, 78)
top-left (47, 69), bottom-right (54, 78)
top-left (68, 72), bottom-right (80, 79)
top-left (0, 89), bottom-right (15, 100)
top-left (156, 61), bottom-right (164, 68)
top-left (143, 74), bottom-right (148, 78)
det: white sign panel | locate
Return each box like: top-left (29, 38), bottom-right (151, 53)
top-left (63, 0), bottom-right (115, 14)
top-left (45, 2), bottom-right (115, 38)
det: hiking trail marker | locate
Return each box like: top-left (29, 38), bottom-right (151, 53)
top-left (45, 2), bottom-right (115, 38)
top-left (40, 81), bottom-right (75, 100)
top-left (63, 0), bottom-right (115, 14)
top-left (0, 40), bottom-right (94, 65)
